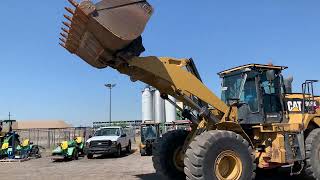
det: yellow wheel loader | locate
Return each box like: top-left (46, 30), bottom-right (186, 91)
top-left (139, 120), bottom-right (160, 156)
top-left (59, 1), bottom-right (320, 179)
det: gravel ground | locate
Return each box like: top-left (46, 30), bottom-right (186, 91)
top-left (0, 144), bottom-right (311, 180)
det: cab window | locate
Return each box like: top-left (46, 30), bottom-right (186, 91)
top-left (241, 78), bottom-right (259, 112)
top-left (261, 73), bottom-right (282, 113)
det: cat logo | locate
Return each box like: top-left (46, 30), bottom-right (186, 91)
top-left (287, 100), bottom-right (302, 112)
top-left (286, 98), bottom-right (318, 113)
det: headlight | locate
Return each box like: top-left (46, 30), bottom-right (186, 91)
top-left (112, 141), bottom-right (117, 146)
top-left (86, 142), bottom-right (90, 147)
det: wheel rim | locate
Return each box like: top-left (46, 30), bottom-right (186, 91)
top-left (215, 150), bottom-right (242, 180)
top-left (173, 147), bottom-right (184, 172)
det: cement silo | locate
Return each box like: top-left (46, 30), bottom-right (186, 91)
top-left (154, 90), bottom-right (165, 123)
top-left (165, 95), bottom-right (176, 122)
top-left (142, 86), bottom-right (154, 121)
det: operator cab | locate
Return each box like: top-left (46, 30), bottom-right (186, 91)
top-left (218, 64), bottom-right (289, 124)
top-left (140, 121), bottom-right (160, 142)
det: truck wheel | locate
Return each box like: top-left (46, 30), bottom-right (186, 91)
top-left (115, 144), bottom-right (121, 157)
top-left (140, 147), bottom-right (146, 156)
top-left (184, 130), bottom-right (255, 180)
top-left (152, 130), bottom-right (189, 180)
top-left (87, 153), bottom-right (93, 159)
top-left (72, 149), bottom-right (79, 160)
top-left (126, 141), bottom-right (131, 153)
top-left (146, 146), bottom-right (152, 156)
top-left (305, 128), bottom-right (320, 179)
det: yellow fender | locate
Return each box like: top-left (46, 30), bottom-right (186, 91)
top-left (1, 142), bottom-right (9, 150)
top-left (61, 141), bottom-right (68, 150)
top-left (139, 143), bottom-right (146, 150)
top-left (22, 139), bottom-right (30, 147)
top-left (75, 137), bottom-right (83, 144)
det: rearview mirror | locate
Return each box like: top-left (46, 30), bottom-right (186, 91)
top-left (266, 70), bottom-right (276, 81)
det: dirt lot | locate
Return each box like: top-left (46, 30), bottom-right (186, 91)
top-left (0, 144), bottom-right (310, 180)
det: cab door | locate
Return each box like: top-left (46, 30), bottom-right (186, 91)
top-left (119, 128), bottom-right (128, 148)
top-left (238, 75), bottom-right (265, 124)
top-left (260, 72), bottom-right (284, 123)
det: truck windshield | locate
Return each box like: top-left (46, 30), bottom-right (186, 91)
top-left (141, 126), bottom-right (157, 142)
top-left (221, 73), bottom-right (246, 103)
top-left (94, 128), bottom-right (120, 136)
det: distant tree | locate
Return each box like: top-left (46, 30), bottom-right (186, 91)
top-left (112, 122), bottom-right (128, 128)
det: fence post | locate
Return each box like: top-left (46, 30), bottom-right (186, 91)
top-left (53, 129), bottom-right (56, 147)
top-left (37, 129), bottom-right (39, 145)
top-left (47, 130), bottom-right (50, 148)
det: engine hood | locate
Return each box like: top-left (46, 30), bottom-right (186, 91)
top-left (86, 136), bottom-right (119, 143)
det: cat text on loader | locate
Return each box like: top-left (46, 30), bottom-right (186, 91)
top-left (60, 1), bottom-right (320, 179)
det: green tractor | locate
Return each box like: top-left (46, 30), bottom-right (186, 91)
top-left (0, 119), bottom-right (41, 159)
top-left (0, 120), bottom-right (24, 159)
top-left (0, 132), bottom-right (20, 159)
top-left (15, 139), bottom-right (41, 159)
top-left (52, 137), bottom-right (84, 161)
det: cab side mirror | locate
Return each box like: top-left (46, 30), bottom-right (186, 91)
top-left (89, 135), bottom-right (92, 138)
top-left (121, 134), bottom-right (127, 137)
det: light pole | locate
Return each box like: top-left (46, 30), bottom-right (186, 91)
top-left (105, 83), bottom-right (116, 124)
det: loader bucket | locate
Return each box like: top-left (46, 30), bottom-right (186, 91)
top-left (60, 0), bottom-right (153, 68)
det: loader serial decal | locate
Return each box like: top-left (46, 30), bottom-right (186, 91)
top-left (286, 98), bottom-right (318, 113)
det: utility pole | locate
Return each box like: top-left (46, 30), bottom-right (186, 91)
top-left (105, 83), bottom-right (116, 124)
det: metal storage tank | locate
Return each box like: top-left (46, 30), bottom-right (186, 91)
top-left (154, 90), bottom-right (165, 123)
top-left (165, 95), bottom-right (176, 122)
top-left (142, 86), bottom-right (154, 121)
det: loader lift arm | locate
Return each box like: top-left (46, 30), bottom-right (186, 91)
top-left (117, 56), bottom-right (228, 123)
top-left (60, 0), bottom-right (230, 125)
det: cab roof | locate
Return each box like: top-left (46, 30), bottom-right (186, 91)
top-left (218, 64), bottom-right (288, 76)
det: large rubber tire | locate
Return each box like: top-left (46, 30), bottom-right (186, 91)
top-left (30, 145), bottom-right (41, 158)
top-left (305, 128), bottom-right (320, 179)
top-left (184, 130), bottom-right (256, 180)
top-left (152, 130), bottom-right (189, 180)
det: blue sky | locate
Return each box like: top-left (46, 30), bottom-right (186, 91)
top-left (0, 1), bottom-right (319, 126)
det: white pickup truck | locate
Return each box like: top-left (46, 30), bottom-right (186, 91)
top-left (85, 126), bottom-right (131, 159)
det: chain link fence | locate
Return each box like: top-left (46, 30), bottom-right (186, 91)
top-left (15, 127), bottom-right (93, 149)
